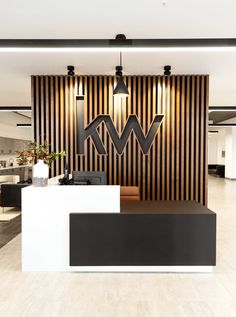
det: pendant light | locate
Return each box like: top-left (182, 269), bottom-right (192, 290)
top-left (113, 52), bottom-right (129, 97)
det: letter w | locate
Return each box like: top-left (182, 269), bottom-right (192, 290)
top-left (84, 114), bottom-right (164, 155)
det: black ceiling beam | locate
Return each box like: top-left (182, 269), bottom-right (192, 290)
top-left (0, 38), bottom-right (236, 48)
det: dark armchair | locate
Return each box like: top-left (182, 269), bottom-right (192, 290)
top-left (0, 184), bottom-right (29, 209)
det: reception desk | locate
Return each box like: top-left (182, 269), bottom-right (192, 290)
top-left (22, 185), bottom-right (216, 272)
top-left (22, 185), bottom-right (120, 271)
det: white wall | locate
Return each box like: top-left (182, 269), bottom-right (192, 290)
top-left (208, 133), bottom-right (218, 164)
top-left (0, 112), bottom-right (32, 140)
top-left (0, 137), bottom-right (29, 166)
top-left (208, 129), bottom-right (225, 165)
top-left (225, 127), bottom-right (236, 179)
top-left (217, 129), bottom-right (226, 165)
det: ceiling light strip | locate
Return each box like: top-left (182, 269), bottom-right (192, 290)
top-left (1, 38), bottom-right (236, 52)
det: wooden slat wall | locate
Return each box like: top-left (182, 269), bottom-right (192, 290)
top-left (32, 75), bottom-right (209, 205)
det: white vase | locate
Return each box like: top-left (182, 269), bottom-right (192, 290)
top-left (32, 159), bottom-right (49, 187)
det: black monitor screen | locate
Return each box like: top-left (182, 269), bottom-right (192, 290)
top-left (72, 171), bottom-right (107, 185)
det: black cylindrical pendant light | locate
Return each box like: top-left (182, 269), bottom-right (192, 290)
top-left (113, 52), bottom-right (129, 97)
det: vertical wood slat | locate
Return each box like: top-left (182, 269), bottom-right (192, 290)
top-left (84, 76), bottom-right (88, 171)
top-left (94, 76), bottom-right (98, 172)
top-left (147, 76), bottom-right (151, 200)
top-left (185, 76), bottom-right (190, 200)
top-left (137, 76), bottom-right (142, 199)
top-left (161, 76), bottom-right (166, 200)
top-left (104, 76), bottom-right (108, 180)
top-left (35, 76), bottom-right (40, 144)
top-left (200, 76), bottom-right (205, 204)
top-left (204, 76), bottom-right (209, 205)
top-left (152, 76), bottom-right (157, 200)
top-left (171, 76), bottom-right (176, 200)
top-left (108, 76), bottom-right (113, 185)
top-left (55, 76), bottom-right (59, 176)
top-left (195, 76), bottom-right (200, 202)
top-left (142, 76), bottom-right (147, 200)
top-left (40, 76), bottom-right (45, 145)
top-left (98, 76), bottom-right (103, 173)
top-left (180, 76), bottom-right (185, 200)
top-left (157, 76), bottom-right (162, 201)
top-left (69, 76), bottom-right (74, 174)
top-left (132, 77), bottom-right (137, 186)
top-left (166, 76), bottom-right (171, 200)
top-left (190, 76), bottom-right (195, 200)
top-left (127, 76), bottom-right (132, 187)
top-left (175, 76), bottom-right (180, 200)
top-left (49, 76), bottom-right (55, 176)
top-left (32, 75), bottom-right (209, 205)
top-left (89, 76), bottom-right (93, 171)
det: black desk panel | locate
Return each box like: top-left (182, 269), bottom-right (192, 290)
top-left (70, 201), bottom-right (216, 267)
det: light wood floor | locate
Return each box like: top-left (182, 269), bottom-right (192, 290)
top-left (0, 175), bottom-right (236, 317)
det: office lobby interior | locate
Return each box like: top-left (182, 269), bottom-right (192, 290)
top-left (1, 1), bottom-right (236, 316)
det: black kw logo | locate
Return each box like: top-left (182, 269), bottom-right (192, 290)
top-left (76, 96), bottom-right (164, 155)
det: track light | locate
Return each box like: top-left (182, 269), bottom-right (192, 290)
top-left (113, 52), bottom-right (129, 97)
top-left (67, 65), bottom-right (75, 76)
top-left (164, 65), bottom-right (171, 76)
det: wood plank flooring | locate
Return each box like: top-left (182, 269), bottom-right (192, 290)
top-left (0, 176), bottom-right (236, 316)
top-left (0, 214), bottom-right (21, 248)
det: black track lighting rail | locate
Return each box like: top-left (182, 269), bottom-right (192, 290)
top-left (0, 106), bottom-right (31, 111)
top-left (1, 38), bottom-right (236, 48)
top-left (208, 124), bottom-right (236, 127)
top-left (209, 106), bottom-right (236, 111)
top-left (16, 123), bottom-right (32, 127)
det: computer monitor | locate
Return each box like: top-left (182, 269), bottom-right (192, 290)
top-left (72, 171), bottom-right (107, 185)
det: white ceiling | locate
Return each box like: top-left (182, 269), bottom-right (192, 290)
top-left (0, 0), bottom-right (236, 106)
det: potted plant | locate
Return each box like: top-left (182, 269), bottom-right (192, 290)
top-left (16, 141), bottom-right (66, 186)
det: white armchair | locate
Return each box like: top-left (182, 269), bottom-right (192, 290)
top-left (0, 175), bottom-right (20, 184)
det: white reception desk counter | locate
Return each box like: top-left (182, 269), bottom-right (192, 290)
top-left (22, 184), bottom-right (120, 271)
